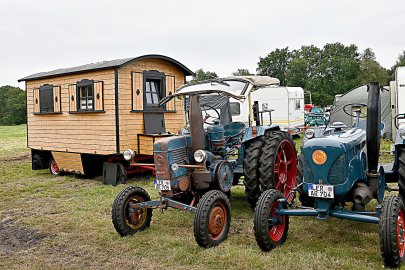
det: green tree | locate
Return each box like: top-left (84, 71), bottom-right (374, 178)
top-left (389, 50), bottom-right (405, 79)
top-left (232, 69), bottom-right (253, 76)
top-left (358, 48), bottom-right (389, 85)
top-left (0, 85), bottom-right (27, 125)
top-left (190, 68), bottom-right (218, 83)
top-left (257, 47), bottom-right (291, 85)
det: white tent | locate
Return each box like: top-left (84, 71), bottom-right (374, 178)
top-left (329, 85), bottom-right (392, 139)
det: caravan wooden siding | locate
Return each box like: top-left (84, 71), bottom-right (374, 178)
top-left (26, 69), bottom-right (116, 155)
top-left (118, 58), bottom-right (186, 152)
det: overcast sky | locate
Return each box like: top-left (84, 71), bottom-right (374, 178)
top-left (1, 0), bottom-right (404, 88)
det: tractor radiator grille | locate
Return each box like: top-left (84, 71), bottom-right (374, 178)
top-left (171, 147), bottom-right (188, 164)
top-left (302, 157), bottom-right (314, 183)
top-left (328, 154), bottom-right (346, 185)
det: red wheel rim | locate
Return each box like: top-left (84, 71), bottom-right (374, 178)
top-left (397, 210), bottom-right (405, 258)
top-left (51, 159), bottom-right (60, 174)
top-left (208, 202), bottom-right (227, 240)
top-left (125, 196), bottom-right (147, 230)
top-left (268, 200), bottom-right (285, 242)
top-left (273, 140), bottom-right (297, 197)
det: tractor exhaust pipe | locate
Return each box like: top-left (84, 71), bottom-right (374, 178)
top-left (352, 182), bottom-right (373, 211)
top-left (366, 82), bottom-right (381, 198)
top-left (189, 95), bottom-right (206, 152)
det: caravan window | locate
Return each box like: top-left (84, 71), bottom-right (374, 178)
top-left (77, 80), bottom-right (94, 111)
top-left (145, 79), bottom-right (161, 105)
top-left (295, 99), bottom-right (301, 110)
top-left (39, 84), bottom-right (54, 113)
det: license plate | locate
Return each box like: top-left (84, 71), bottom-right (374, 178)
top-left (308, 184), bottom-right (334, 198)
top-left (154, 180), bottom-right (171, 191)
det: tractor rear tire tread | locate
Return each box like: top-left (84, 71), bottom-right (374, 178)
top-left (379, 195), bottom-right (405, 268)
top-left (254, 189), bottom-right (289, 251)
top-left (399, 149), bottom-right (405, 200)
top-left (243, 138), bottom-right (264, 208)
top-left (194, 190), bottom-right (231, 248)
top-left (111, 186), bottom-right (152, 237)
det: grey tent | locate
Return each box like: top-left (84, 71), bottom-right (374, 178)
top-left (330, 85), bottom-right (392, 139)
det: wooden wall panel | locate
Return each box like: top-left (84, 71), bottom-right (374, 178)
top-left (118, 58), bottom-right (188, 152)
top-left (132, 72), bottom-right (143, 110)
top-left (52, 152), bottom-right (84, 173)
top-left (26, 69), bottom-right (116, 155)
top-left (165, 75), bottom-right (176, 111)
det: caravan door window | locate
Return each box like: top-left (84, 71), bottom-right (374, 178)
top-left (145, 79), bottom-right (161, 105)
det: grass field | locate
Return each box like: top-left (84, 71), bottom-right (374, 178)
top-left (0, 125), bottom-right (402, 269)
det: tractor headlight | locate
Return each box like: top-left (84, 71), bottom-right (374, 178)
top-left (400, 130), bottom-right (405, 140)
top-left (123, 149), bottom-right (135, 161)
top-left (312, 150), bottom-right (327, 165)
top-left (171, 163), bottom-right (179, 172)
top-left (194, 150), bottom-right (206, 163)
top-left (304, 129), bottom-right (315, 139)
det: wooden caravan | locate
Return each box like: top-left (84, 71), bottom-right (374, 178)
top-left (19, 54), bottom-right (194, 181)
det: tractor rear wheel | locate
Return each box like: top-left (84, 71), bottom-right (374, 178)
top-left (379, 195), bottom-right (405, 268)
top-left (194, 190), bottom-right (231, 248)
top-left (296, 155), bottom-right (314, 207)
top-left (243, 138), bottom-right (264, 208)
top-left (258, 131), bottom-right (297, 197)
top-left (398, 149), bottom-right (405, 200)
top-left (111, 186), bottom-right (152, 236)
top-left (254, 189), bottom-right (289, 251)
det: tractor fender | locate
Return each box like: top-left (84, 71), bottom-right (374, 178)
top-left (242, 124), bottom-right (281, 145)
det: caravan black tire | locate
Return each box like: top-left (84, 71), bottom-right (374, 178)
top-left (243, 138), bottom-right (264, 209)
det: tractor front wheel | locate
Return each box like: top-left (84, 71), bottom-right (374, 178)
top-left (194, 190), bottom-right (231, 248)
top-left (259, 131), bottom-right (297, 197)
top-left (296, 155), bottom-right (314, 207)
top-left (254, 189), bottom-right (289, 251)
top-left (111, 186), bottom-right (152, 236)
top-left (379, 195), bottom-right (405, 268)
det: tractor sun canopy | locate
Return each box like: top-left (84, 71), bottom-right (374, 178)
top-left (157, 76), bottom-right (280, 107)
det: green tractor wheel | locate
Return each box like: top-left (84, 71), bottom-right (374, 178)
top-left (379, 195), bottom-right (405, 268)
top-left (193, 190), bottom-right (231, 248)
top-left (254, 189), bottom-right (289, 251)
top-left (258, 131), bottom-right (298, 197)
top-left (243, 138), bottom-right (264, 208)
top-left (111, 186), bottom-right (152, 236)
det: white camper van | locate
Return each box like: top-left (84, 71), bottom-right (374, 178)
top-left (392, 66), bottom-right (405, 139)
top-left (231, 86), bottom-right (305, 134)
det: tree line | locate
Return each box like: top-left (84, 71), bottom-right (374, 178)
top-left (1, 43), bottom-right (404, 125)
top-left (192, 42), bottom-right (405, 106)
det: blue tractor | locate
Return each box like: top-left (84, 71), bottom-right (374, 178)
top-left (253, 82), bottom-right (405, 268)
top-left (111, 77), bottom-right (299, 247)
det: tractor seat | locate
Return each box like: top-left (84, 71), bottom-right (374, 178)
top-left (224, 122), bottom-right (245, 138)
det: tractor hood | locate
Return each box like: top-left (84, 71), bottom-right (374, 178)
top-left (158, 76), bottom-right (280, 107)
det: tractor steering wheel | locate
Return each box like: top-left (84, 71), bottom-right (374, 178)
top-left (343, 103), bottom-right (368, 118)
top-left (202, 105), bottom-right (221, 125)
top-left (394, 113), bottom-right (405, 129)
